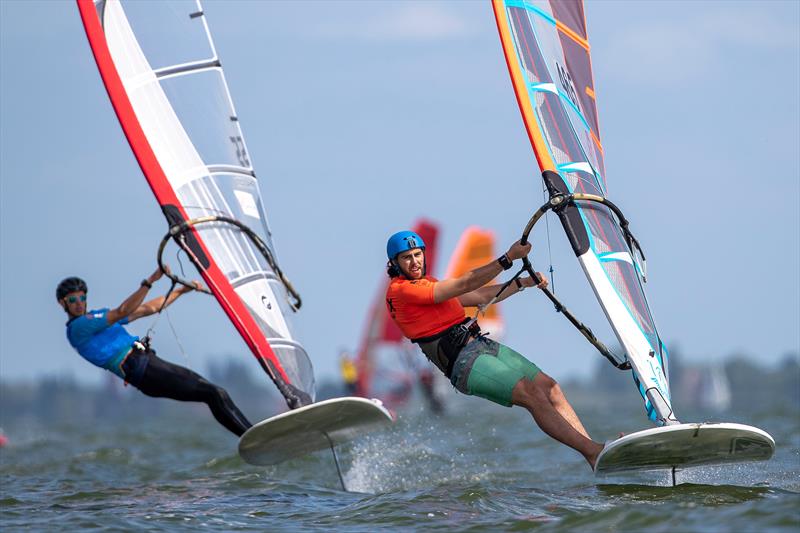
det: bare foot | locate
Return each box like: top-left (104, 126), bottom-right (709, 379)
top-left (589, 434), bottom-right (627, 470)
top-left (586, 440), bottom-right (604, 470)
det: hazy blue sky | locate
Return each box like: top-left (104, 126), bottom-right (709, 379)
top-left (1, 0), bottom-right (798, 390)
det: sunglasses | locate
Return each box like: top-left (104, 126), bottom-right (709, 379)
top-left (67, 295), bottom-right (86, 304)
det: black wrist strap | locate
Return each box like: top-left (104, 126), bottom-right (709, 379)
top-left (498, 254), bottom-right (513, 270)
top-left (141, 279), bottom-right (152, 289)
top-left (514, 277), bottom-right (524, 290)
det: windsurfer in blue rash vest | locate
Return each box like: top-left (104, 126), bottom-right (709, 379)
top-left (385, 230), bottom-right (606, 469)
top-left (56, 269), bottom-right (252, 437)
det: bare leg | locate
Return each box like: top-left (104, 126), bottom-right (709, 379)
top-left (511, 376), bottom-right (603, 468)
top-left (538, 373), bottom-right (590, 439)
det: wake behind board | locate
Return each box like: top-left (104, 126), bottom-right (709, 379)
top-left (594, 423), bottom-right (774, 475)
top-left (238, 397), bottom-right (393, 466)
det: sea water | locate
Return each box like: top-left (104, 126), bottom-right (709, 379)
top-left (1, 387), bottom-right (798, 532)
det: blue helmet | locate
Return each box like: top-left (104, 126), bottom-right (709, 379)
top-left (386, 230), bottom-right (426, 261)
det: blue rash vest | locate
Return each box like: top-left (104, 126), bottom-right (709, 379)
top-left (66, 308), bottom-right (138, 379)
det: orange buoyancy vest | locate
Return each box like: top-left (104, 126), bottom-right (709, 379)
top-left (385, 276), bottom-right (466, 340)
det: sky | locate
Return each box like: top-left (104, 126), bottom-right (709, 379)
top-left (1, 0), bottom-right (798, 389)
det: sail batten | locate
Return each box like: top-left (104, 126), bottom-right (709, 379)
top-left (154, 59), bottom-right (221, 78)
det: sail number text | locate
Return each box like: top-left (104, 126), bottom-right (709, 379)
top-left (556, 61), bottom-right (580, 110)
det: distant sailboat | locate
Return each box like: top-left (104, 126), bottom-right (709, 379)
top-left (685, 363), bottom-right (732, 413)
top-left (703, 364), bottom-right (732, 412)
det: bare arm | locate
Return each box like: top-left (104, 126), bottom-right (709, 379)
top-left (458, 274), bottom-right (548, 307)
top-left (106, 267), bottom-right (164, 325)
top-left (127, 281), bottom-right (203, 323)
top-left (432, 240), bottom-right (532, 304)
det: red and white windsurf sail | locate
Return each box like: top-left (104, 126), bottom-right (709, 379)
top-left (77, 0), bottom-right (314, 408)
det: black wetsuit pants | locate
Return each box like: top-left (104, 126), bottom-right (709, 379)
top-left (123, 348), bottom-right (252, 437)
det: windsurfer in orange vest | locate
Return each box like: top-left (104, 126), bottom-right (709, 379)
top-left (385, 230), bottom-right (604, 469)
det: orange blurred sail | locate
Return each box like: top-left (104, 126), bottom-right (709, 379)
top-left (445, 227), bottom-right (504, 339)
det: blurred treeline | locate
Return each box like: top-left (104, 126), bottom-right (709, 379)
top-left (561, 347), bottom-right (800, 418)
top-left (1, 349), bottom-right (797, 428)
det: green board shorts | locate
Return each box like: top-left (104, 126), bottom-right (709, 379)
top-left (450, 336), bottom-right (540, 407)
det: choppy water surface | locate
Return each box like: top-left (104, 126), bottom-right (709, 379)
top-left (2, 392), bottom-right (798, 531)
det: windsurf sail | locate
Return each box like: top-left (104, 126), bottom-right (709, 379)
top-left (77, 0), bottom-right (314, 408)
top-left (445, 227), bottom-right (504, 338)
top-left (354, 219), bottom-right (440, 406)
top-left (492, 0), bottom-right (675, 425)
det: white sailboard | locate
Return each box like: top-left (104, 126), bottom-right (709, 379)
top-left (239, 397), bottom-right (393, 466)
top-left (595, 423), bottom-right (775, 475)
top-left (491, 0), bottom-right (774, 477)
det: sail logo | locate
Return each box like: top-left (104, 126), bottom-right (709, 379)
top-left (648, 359), bottom-right (669, 399)
top-left (261, 295), bottom-right (272, 310)
top-left (229, 134), bottom-right (250, 168)
top-left (555, 61), bottom-right (580, 111)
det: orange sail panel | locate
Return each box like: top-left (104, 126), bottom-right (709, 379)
top-left (445, 227), bottom-right (504, 339)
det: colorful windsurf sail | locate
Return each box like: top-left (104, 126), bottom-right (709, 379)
top-left (355, 219), bottom-right (439, 406)
top-left (492, 0), bottom-right (675, 425)
top-left (445, 227), bottom-right (504, 339)
top-left (77, 0), bottom-right (314, 408)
